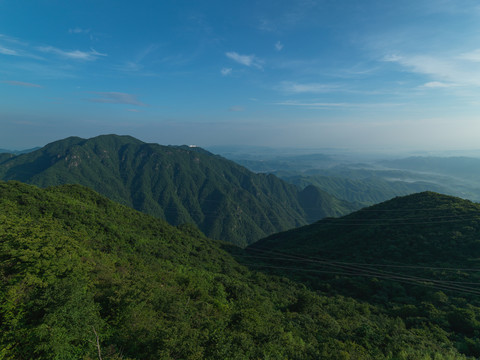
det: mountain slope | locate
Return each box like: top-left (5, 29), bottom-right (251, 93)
top-left (298, 184), bottom-right (357, 222)
top-left (282, 172), bottom-right (448, 206)
top-left (247, 192), bottom-right (480, 357)
top-left (379, 156), bottom-right (480, 180)
top-left (251, 191), bottom-right (480, 265)
top-left (0, 181), bottom-right (470, 359)
top-left (0, 135), bottom-right (357, 246)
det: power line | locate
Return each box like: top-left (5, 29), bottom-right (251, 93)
top-left (242, 247), bottom-right (480, 296)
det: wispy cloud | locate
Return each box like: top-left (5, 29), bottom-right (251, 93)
top-left (220, 67), bottom-right (232, 76)
top-left (383, 52), bottom-right (480, 86)
top-left (0, 36), bottom-right (44, 60)
top-left (258, 18), bottom-right (276, 32)
top-left (276, 100), bottom-right (404, 109)
top-left (0, 33), bottom-right (26, 45)
top-left (458, 49), bottom-right (480, 62)
top-left (11, 62), bottom-right (77, 79)
top-left (117, 61), bottom-right (144, 72)
top-left (276, 101), bottom-right (348, 108)
top-left (116, 44), bottom-right (160, 74)
top-left (422, 81), bottom-right (454, 88)
top-left (69, 27), bottom-right (90, 34)
top-left (88, 92), bottom-right (146, 106)
top-left (278, 81), bottom-right (341, 93)
top-left (0, 45), bottom-right (18, 56)
top-left (275, 41), bottom-right (284, 51)
top-left (2, 80), bottom-right (42, 88)
top-left (229, 106), bottom-right (244, 112)
top-left (37, 46), bottom-right (106, 61)
top-left (226, 51), bottom-right (263, 68)
top-left (257, 0), bottom-right (320, 32)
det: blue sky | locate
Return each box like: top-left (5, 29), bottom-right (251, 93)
top-left (2, 0), bottom-right (480, 151)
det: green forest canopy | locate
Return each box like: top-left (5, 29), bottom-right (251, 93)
top-left (0, 181), bottom-right (473, 359)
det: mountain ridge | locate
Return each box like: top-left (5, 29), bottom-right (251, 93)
top-left (0, 134), bottom-right (357, 246)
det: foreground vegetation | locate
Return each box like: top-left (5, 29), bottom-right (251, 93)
top-left (249, 192), bottom-right (480, 358)
top-left (0, 182), bottom-right (470, 359)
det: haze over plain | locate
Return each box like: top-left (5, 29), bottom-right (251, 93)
top-left (1, 0), bottom-right (480, 151)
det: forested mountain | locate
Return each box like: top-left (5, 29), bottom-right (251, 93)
top-left (281, 172), bottom-right (447, 206)
top-left (379, 156), bottom-right (480, 179)
top-left (0, 181), bottom-right (470, 359)
top-left (247, 192), bottom-right (480, 357)
top-left (0, 147), bottom-right (40, 155)
top-left (0, 135), bottom-right (356, 246)
top-left (220, 149), bottom-right (480, 205)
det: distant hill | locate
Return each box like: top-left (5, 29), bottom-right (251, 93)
top-left (223, 150), bottom-right (480, 204)
top-left (0, 181), bottom-right (469, 359)
top-left (0, 146), bottom-right (41, 154)
top-left (379, 156), bottom-right (480, 183)
top-left (0, 135), bottom-right (357, 246)
top-left (281, 172), bottom-right (448, 206)
top-left (247, 192), bottom-right (480, 357)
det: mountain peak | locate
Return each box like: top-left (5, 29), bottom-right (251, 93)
top-left (0, 135), bottom-right (357, 245)
top-left (357, 190), bottom-right (474, 215)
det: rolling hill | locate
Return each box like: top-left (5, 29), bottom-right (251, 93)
top-left (0, 181), bottom-right (470, 359)
top-left (247, 192), bottom-right (480, 357)
top-left (281, 172), bottom-right (448, 206)
top-left (0, 134), bottom-right (356, 246)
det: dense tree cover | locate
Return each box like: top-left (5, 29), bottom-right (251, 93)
top-left (0, 135), bottom-right (357, 246)
top-left (281, 173), bottom-right (446, 207)
top-left (248, 192), bottom-right (480, 357)
top-left (379, 156), bottom-right (480, 180)
top-left (0, 182), bottom-right (470, 359)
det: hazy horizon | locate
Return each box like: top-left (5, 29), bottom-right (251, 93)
top-left (2, 1), bottom-right (480, 151)
top-left (4, 133), bottom-right (480, 161)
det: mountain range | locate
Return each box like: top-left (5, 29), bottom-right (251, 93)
top-left (2, 135), bottom-right (480, 357)
top-left (0, 135), bottom-right (356, 246)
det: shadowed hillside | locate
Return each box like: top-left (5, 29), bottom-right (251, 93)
top-left (247, 192), bottom-right (480, 357)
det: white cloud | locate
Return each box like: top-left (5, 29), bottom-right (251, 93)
top-left (37, 46), bottom-right (106, 61)
top-left (384, 52), bottom-right (480, 86)
top-left (2, 80), bottom-right (42, 88)
top-left (229, 106), bottom-right (244, 112)
top-left (383, 54), bottom-right (402, 62)
top-left (276, 100), bottom-right (403, 109)
top-left (258, 18), bottom-right (276, 32)
top-left (69, 27), bottom-right (90, 34)
top-left (220, 67), bottom-right (232, 76)
top-left (0, 45), bottom-right (18, 56)
top-left (118, 61), bottom-right (143, 72)
top-left (0, 34), bottom-right (25, 45)
top-left (0, 36), bottom-right (44, 60)
top-left (275, 41), bottom-right (284, 51)
top-left (278, 81), bottom-right (340, 93)
top-left (226, 52), bottom-right (263, 68)
top-left (88, 92), bottom-right (146, 106)
top-left (458, 49), bottom-right (480, 62)
top-left (422, 81), bottom-right (453, 88)
top-left (276, 101), bottom-right (348, 108)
